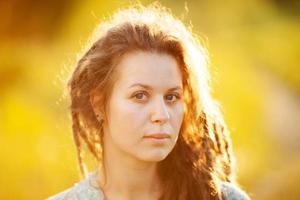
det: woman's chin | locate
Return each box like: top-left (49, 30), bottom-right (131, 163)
top-left (138, 149), bottom-right (170, 162)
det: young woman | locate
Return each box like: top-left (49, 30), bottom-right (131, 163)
top-left (48, 3), bottom-right (250, 200)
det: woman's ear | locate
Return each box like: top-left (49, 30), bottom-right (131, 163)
top-left (89, 89), bottom-right (103, 117)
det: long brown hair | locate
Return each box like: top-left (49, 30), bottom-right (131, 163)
top-left (67, 2), bottom-right (235, 200)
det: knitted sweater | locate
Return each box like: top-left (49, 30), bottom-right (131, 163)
top-left (47, 171), bottom-right (250, 200)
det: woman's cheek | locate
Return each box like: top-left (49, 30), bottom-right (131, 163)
top-left (117, 101), bottom-right (146, 136)
top-left (124, 100), bottom-right (148, 120)
top-left (173, 104), bottom-right (184, 135)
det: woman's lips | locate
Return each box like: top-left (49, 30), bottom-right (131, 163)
top-left (143, 133), bottom-right (171, 139)
top-left (143, 133), bottom-right (171, 143)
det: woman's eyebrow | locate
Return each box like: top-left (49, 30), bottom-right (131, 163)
top-left (129, 83), bottom-right (182, 91)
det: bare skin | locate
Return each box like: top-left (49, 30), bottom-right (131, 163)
top-left (90, 51), bottom-right (184, 200)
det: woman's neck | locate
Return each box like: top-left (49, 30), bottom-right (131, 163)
top-left (97, 143), bottom-right (162, 200)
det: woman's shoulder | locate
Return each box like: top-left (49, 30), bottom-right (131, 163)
top-left (220, 182), bottom-right (250, 200)
top-left (46, 171), bottom-right (104, 200)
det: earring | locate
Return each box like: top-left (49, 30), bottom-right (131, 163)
top-left (96, 114), bottom-right (103, 124)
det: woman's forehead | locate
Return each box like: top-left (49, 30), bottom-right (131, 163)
top-left (128, 83), bottom-right (182, 91)
top-left (114, 51), bottom-right (183, 88)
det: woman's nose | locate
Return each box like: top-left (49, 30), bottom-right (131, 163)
top-left (150, 96), bottom-right (170, 125)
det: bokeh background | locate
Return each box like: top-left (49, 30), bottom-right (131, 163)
top-left (0, 0), bottom-right (299, 199)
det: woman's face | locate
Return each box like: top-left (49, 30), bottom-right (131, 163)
top-left (101, 51), bottom-right (184, 163)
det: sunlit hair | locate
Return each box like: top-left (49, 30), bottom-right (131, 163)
top-left (67, 2), bottom-right (235, 200)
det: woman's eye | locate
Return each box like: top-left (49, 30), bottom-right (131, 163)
top-left (132, 92), bottom-right (180, 103)
top-left (165, 94), bottom-right (180, 102)
top-left (133, 92), bottom-right (147, 100)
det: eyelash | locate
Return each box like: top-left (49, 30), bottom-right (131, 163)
top-left (132, 91), bottom-right (181, 103)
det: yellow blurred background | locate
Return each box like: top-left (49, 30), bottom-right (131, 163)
top-left (0, 0), bottom-right (299, 199)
